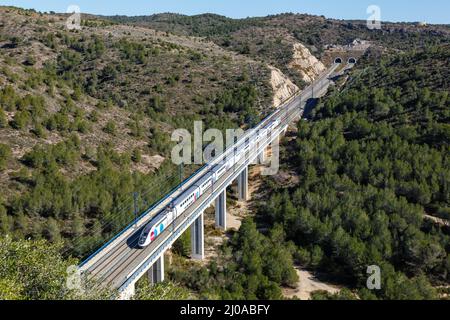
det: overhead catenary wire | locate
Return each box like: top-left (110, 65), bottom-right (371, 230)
top-left (61, 167), bottom-right (189, 258)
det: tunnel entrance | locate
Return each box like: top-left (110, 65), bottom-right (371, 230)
top-left (348, 57), bottom-right (357, 64)
top-left (334, 57), bottom-right (343, 64)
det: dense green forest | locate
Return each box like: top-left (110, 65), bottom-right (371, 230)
top-left (107, 12), bottom-right (450, 53)
top-left (0, 235), bottom-right (190, 300)
top-left (0, 235), bottom-right (111, 299)
top-left (0, 139), bottom-right (185, 257)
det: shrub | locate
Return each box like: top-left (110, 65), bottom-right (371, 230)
top-left (0, 107), bottom-right (7, 128)
top-left (11, 111), bottom-right (30, 130)
top-left (132, 148), bottom-right (142, 163)
top-left (32, 122), bottom-right (47, 138)
top-left (23, 55), bottom-right (36, 66)
top-left (103, 120), bottom-right (116, 135)
top-left (0, 144), bottom-right (12, 170)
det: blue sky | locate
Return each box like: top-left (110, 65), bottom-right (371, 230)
top-left (0, 0), bottom-right (449, 24)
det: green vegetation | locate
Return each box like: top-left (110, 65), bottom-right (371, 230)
top-left (0, 236), bottom-right (113, 299)
top-left (134, 279), bottom-right (191, 300)
top-left (0, 7), bottom-right (270, 265)
top-left (169, 219), bottom-right (298, 299)
top-left (216, 84), bottom-right (260, 126)
top-left (0, 107), bottom-right (7, 128)
top-left (163, 44), bottom-right (449, 301)
top-left (0, 143), bottom-right (11, 170)
top-left (254, 45), bottom-right (450, 299)
top-left (6, 139), bottom-right (186, 258)
top-left (0, 234), bottom-right (190, 300)
top-left (172, 228), bottom-right (191, 257)
top-left (103, 120), bottom-right (117, 135)
top-left (107, 13), bottom-right (450, 87)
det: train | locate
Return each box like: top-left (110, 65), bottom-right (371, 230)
top-left (138, 118), bottom-right (280, 247)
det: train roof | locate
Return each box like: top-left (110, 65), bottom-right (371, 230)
top-left (193, 171), bottom-right (213, 187)
top-left (211, 162), bottom-right (227, 172)
top-left (142, 212), bottom-right (166, 230)
top-left (171, 183), bottom-right (199, 206)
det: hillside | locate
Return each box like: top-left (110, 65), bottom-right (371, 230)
top-left (0, 6), bottom-right (340, 260)
top-left (107, 12), bottom-right (450, 52)
top-left (0, 7), bottom-right (278, 257)
top-left (106, 12), bottom-right (450, 86)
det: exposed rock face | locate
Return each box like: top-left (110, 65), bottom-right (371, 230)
top-left (269, 66), bottom-right (299, 107)
top-left (134, 154), bottom-right (166, 174)
top-left (289, 43), bottom-right (326, 83)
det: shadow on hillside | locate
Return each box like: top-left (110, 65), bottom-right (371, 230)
top-left (303, 98), bottom-right (320, 120)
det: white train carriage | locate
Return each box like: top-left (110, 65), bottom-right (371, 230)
top-left (194, 172), bottom-right (213, 194)
top-left (139, 163), bottom-right (230, 247)
top-left (138, 183), bottom-right (200, 247)
top-left (234, 143), bottom-right (248, 164)
top-left (224, 152), bottom-right (235, 170)
top-left (211, 163), bottom-right (227, 181)
top-left (172, 184), bottom-right (201, 217)
top-left (248, 131), bottom-right (260, 151)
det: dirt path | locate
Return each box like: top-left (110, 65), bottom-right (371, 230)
top-left (424, 214), bottom-right (450, 227)
top-left (283, 267), bottom-right (341, 300)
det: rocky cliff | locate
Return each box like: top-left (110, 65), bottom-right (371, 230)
top-left (269, 66), bottom-right (299, 107)
top-left (289, 43), bottom-right (326, 83)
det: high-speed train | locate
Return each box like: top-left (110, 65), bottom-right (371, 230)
top-left (138, 119), bottom-right (280, 247)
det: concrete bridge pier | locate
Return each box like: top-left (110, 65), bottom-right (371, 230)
top-left (191, 212), bottom-right (204, 260)
top-left (259, 148), bottom-right (267, 164)
top-left (215, 189), bottom-right (227, 230)
top-left (238, 166), bottom-right (249, 201)
top-left (148, 255), bottom-right (164, 285)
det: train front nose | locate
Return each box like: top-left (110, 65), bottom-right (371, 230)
top-left (138, 233), bottom-right (147, 247)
